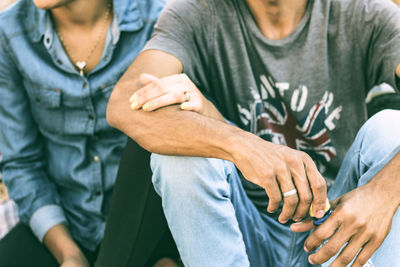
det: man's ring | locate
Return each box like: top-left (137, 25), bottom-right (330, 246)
top-left (184, 90), bottom-right (190, 102)
top-left (283, 189), bottom-right (297, 198)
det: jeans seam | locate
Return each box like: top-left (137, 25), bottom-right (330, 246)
top-left (285, 232), bottom-right (297, 267)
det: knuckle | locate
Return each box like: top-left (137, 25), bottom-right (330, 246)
top-left (300, 151), bottom-right (312, 162)
top-left (262, 169), bottom-right (275, 179)
top-left (274, 163), bottom-right (288, 175)
top-left (314, 181), bottom-right (327, 194)
top-left (353, 218), bottom-right (367, 228)
top-left (356, 257), bottom-right (368, 266)
top-left (300, 194), bottom-right (312, 205)
top-left (339, 254), bottom-right (353, 265)
top-left (153, 79), bottom-right (162, 88)
top-left (285, 195), bottom-right (299, 205)
top-left (285, 155), bottom-right (298, 166)
top-left (312, 230), bottom-right (325, 241)
top-left (270, 194), bottom-right (282, 204)
top-left (363, 229), bottom-right (374, 238)
top-left (324, 243), bottom-right (338, 255)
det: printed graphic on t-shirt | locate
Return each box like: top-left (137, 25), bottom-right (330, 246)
top-left (238, 75), bottom-right (342, 172)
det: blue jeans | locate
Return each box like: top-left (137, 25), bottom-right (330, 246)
top-left (151, 110), bottom-right (400, 267)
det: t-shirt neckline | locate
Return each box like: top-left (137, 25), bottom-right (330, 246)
top-left (238, 0), bottom-right (314, 48)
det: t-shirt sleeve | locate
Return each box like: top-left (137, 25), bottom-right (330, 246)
top-left (143, 0), bottom-right (213, 86)
top-left (356, 0), bottom-right (400, 92)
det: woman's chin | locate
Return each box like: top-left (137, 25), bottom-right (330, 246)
top-left (32, 0), bottom-right (72, 10)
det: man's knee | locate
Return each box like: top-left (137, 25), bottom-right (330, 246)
top-left (358, 109), bottom-right (400, 165)
top-left (150, 154), bottom-right (230, 196)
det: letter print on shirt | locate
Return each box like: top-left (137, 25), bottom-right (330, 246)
top-left (238, 75), bottom-right (342, 173)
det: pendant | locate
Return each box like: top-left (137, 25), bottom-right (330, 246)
top-left (76, 61), bottom-right (87, 76)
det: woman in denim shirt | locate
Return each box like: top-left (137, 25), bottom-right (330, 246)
top-left (0, 0), bottom-right (174, 266)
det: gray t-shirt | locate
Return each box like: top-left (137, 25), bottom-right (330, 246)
top-left (144, 0), bottom-right (400, 212)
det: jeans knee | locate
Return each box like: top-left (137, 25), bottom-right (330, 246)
top-left (150, 153), bottom-right (230, 197)
top-left (358, 109), bottom-right (400, 166)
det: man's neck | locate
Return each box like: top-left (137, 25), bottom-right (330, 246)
top-left (246, 0), bottom-right (308, 40)
top-left (51, 0), bottom-right (111, 31)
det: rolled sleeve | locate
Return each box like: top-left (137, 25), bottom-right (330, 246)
top-left (29, 205), bottom-right (67, 242)
top-left (0, 29), bottom-right (64, 239)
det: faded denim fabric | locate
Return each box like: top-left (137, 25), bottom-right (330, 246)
top-left (0, 0), bottom-right (165, 250)
top-left (151, 110), bottom-right (400, 267)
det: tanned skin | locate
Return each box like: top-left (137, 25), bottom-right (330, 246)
top-left (107, 0), bottom-right (400, 266)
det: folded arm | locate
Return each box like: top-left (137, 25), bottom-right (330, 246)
top-left (107, 49), bottom-right (328, 223)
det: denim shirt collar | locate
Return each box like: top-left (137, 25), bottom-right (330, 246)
top-left (28, 0), bottom-right (144, 45)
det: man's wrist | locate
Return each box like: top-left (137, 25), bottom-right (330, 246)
top-left (226, 130), bottom-right (260, 164)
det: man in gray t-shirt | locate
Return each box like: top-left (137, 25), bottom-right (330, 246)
top-left (107, 0), bottom-right (400, 266)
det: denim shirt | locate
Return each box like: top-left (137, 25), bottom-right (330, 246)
top-left (0, 0), bottom-right (165, 250)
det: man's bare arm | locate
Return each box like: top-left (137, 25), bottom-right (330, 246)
top-left (107, 50), bottom-right (241, 159)
top-left (107, 50), bottom-right (328, 223)
top-left (396, 64), bottom-right (400, 78)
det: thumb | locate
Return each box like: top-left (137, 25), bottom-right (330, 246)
top-left (140, 73), bottom-right (158, 85)
top-left (290, 218), bottom-right (314, 232)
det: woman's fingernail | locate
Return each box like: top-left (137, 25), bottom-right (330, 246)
top-left (143, 102), bottom-right (152, 111)
top-left (129, 94), bottom-right (137, 103)
top-left (130, 101), bottom-right (138, 110)
top-left (294, 217), bottom-right (302, 222)
top-left (304, 246), bottom-right (310, 253)
top-left (181, 103), bottom-right (188, 110)
top-left (308, 256), bottom-right (314, 264)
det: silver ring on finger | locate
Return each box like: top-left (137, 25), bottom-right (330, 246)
top-left (184, 90), bottom-right (191, 102)
top-left (282, 189), bottom-right (297, 198)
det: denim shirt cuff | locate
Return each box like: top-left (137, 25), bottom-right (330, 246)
top-left (29, 205), bottom-right (67, 242)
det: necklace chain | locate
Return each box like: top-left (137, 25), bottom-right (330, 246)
top-left (57, 1), bottom-right (112, 76)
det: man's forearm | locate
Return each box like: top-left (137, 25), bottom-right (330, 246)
top-left (107, 50), bottom-right (248, 161)
top-left (108, 86), bottom-right (246, 161)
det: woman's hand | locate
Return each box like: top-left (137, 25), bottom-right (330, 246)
top-left (61, 253), bottom-right (90, 267)
top-left (129, 73), bottom-right (207, 114)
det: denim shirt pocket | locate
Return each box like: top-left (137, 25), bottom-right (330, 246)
top-left (25, 83), bottom-right (64, 134)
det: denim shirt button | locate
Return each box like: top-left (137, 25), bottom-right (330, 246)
top-left (95, 190), bottom-right (102, 196)
top-left (83, 82), bottom-right (88, 89)
top-left (35, 97), bottom-right (40, 103)
top-left (93, 156), bottom-right (99, 162)
top-left (88, 114), bottom-right (95, 120)
top-left (56, 59), bottom-right (62, 65)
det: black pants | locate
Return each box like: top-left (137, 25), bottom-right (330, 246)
top-left (0, 223), bottom-right (98, 267)
top-left (95, 139), bottom-right (179, 267)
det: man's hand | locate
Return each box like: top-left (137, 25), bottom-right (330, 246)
top-left (108, 50), bottom-right (327, 223)
top-left (291, 153), bottom-right (400, 266)
top-left (232, 134), bottom-right (327, 223)
top-left (125, 70), bottom-right (327, 223)
top-left (129, 73), bottom-right (225, 122)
